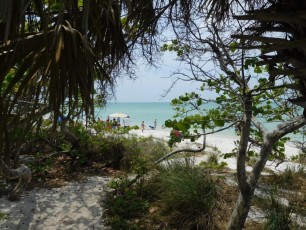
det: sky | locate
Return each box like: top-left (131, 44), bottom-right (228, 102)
top-left (111, 52), bottom-right (200, 102)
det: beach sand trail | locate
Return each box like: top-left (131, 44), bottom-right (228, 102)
top-left (0, 176), bottom-right (111, 230)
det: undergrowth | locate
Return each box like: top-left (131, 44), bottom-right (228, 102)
top-left (104, 157), bottom-right (220, 230)
top-left (0, 212), bottom-right (7, 221)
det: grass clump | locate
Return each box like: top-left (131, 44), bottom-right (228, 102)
top-left (151, 159), bottom-right (217, 229)
top-left (273, 166), bottom-right (305, 190)
top-left (198, 152), bottom-right (228, 171)
top-left (264, 195), bottom-right (293, 230)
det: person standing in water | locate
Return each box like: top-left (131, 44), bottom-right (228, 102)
top-left (154, 119), bottom-right (157, 130)
top-left (141, 121), bottom-right (145, 132)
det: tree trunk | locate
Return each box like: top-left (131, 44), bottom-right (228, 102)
top-left (227, 189), bottom-right (255, 230)
top-left (227, 115), bottom-right (305, 229)
top-left (0, 159), bottom-right (31, 201)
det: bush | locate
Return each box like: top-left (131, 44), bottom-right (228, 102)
top-left (207, 152), bottom-right (219, 165)
top-left (104, 150), bottom-right (218, 229)
top-left (152, 159), bottom-right (217, 229)
top-left (91, 135), bottom-right (169, 171)
top-left (104, 175), bottom-right (149, 230)
top-left (103, 136), bottom-right (171, 229)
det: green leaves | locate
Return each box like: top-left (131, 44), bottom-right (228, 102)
top-left (214, 119), bottom-right (224, 127)
top-left (1, 69), bottom-right (15, 93)
top-left (254, 66), bottom-right (262, 74)
top-left (243, 58), bottom-right (265, 74)
top-left (197, 99), bottom-right (202, 106)
top-left (160, 40), bottom-right (190, 57)
top-left (229, 42), bottom-right (238, 52)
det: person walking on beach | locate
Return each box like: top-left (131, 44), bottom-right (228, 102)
top-left (154, 119), bottom-right (157, 130)
top-left (141, 121), bottom-right (145, 132)
top-left (123, 116), bottom-right (131, 129)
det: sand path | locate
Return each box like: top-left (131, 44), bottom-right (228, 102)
top-left (0, 176), bottom-right (111, 230)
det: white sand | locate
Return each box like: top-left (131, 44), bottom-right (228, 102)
top-left (129, 128), bottom-right (304, 172)
top-left (0, 176), bottom-right (111, 230)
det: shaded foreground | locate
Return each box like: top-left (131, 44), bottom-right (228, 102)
top-left (0, 176), bottom-right (111, 230)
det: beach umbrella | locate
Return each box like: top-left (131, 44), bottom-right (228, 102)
top-left (109, 112), bottom-right (128, 118)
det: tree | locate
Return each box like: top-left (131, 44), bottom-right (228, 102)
top-left (153, 1), bottom-right (306, 228)
top-left (1, 2), bottom-right (305, 226)
top-left (1, 0), bottom-right (217, 199)
top-left (0, 0), bottom-right (161, 199)
top-left (161, 17), bottom-right (305, 229)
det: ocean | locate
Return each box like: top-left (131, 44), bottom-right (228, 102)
top-left (96, 102), bottom-right (304, 142)
top-left (96, 102), bottom-right (175, 129)
top-left (96, 102), bottom-right (238, 137)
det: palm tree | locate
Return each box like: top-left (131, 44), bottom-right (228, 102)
top-left (0, 0), bottom-right (197, 200)
top-left (0, 0), bottom-right (160, 199)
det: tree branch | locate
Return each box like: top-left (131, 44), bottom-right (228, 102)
top-left (155, 130), bottom-right (206, 164)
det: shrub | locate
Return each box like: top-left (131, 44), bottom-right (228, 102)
top-left (93, 135), bottom-right (169, 171)
top-left (152, 159), bottom-right (217, 229)
top-left (104, 175), bottom-right (149, 230)
top-left (103, 136), bottom-right (171, 229)
top-left (207, 152), bottom-right (219, 164)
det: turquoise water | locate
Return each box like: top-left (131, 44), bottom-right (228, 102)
top-left (95, 102), bottom-right (236, 136)
top-left (95, 102), bottom-right (304, 141)
top-left (96, 102), bottom-right (175, 129)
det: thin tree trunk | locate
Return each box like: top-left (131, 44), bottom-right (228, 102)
top-left (227, 190), bottom-right (254, 230)
top-left (227, 140), bottom-right (273, 230)
top-left (227, 116), bottom-right (305, 229)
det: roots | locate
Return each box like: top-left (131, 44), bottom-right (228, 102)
top-left (0, 159), bottom-right (32, 201)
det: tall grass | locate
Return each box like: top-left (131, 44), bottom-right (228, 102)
top-left (0, 212), bottom-right (7, 221)
top-left (151, 159), bottom-right (217, 229)
top-left (264, 195), bottom-right (293, 230)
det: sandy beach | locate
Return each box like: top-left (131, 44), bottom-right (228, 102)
top-left (129, 128), bottom-right (303, 172)
top-left (0, 128), bottom-right (303, 229)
